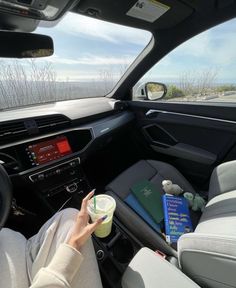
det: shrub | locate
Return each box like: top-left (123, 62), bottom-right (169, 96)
top-left (216, 84), bottom-right (236, 92)
top-left (165, 85), bottom-right (185, 99)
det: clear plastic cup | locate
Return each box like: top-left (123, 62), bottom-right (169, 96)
top-left (87, 194), bottom-right (116, 238)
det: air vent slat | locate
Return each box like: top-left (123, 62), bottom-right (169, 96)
top-left (37, 120), bottom-right (68, 127)
top-left (0, 129), bottom-right (27, 137)
top-left (36, 115), bottom-right (70, 133)
top-left (0, 114), bottom-right (71, 145)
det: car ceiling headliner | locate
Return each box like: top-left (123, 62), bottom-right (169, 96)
top-left (1, 0), bottom-right (236, 40)
top-left (74, 0), bottom-right (194, 31)
top-left (73, 0), bottom-right (236, 33)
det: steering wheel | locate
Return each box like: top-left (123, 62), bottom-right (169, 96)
top-left (0, 164), bottom-right (12, 230)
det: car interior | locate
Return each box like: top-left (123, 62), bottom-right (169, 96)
top-left (1, 0), bottom-right (236, 287)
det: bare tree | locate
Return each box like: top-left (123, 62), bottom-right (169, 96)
top-left (0, 59), bottom-right (60, 109)
top-left (178, 71), bottom-right (196, 96)
top-left (99, 68), bottom-right (115, 94)
top-left (0, 57), bottom-right (132, 110)
top-left (97, 61), bottom-right (129, 94)
top-left (195, 68), bottom-right (218, 95)
top-left (178, 68), bottom-right (218, 97)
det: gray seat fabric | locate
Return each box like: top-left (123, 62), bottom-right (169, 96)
top-left (106, 159), bottom-right (195, 255)
top-left (209, 160), bottom-right (236, 200)
top-left (106, 160), bottom-right (195, 200)
top-left (122, 247), bottom-right (200, 288)
top-left (108, 159), bottom-right (236, 287)
top-left (178, 161), bottom-right (236, 288)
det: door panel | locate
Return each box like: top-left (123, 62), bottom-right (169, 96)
top-left (129, 101), bottom-right (236, 188)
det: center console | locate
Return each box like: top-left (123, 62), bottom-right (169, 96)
top-left (92, 218), bottom-right (143, 288)
top-left (24, 156), bottom-right (90, 211)
top-left (9, 129), bottom-right (94, 212)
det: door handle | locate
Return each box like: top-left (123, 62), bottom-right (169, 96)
top-left (145, 110), bottom-right (161, 118)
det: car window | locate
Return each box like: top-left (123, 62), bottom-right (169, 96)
top-left (0, 12), bottom-right (151, 110)
top-left (133, 18), bottom-right (236, 103)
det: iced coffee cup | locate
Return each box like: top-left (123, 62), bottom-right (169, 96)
top-left (87, 194), bottom-right (116, 238)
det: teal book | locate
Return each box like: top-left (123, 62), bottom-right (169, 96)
top-left (125, 194), bottom-right (161, 233)
top-left (131, 180), bottom-right (164, 224)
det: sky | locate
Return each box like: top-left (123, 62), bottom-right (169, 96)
top-left (13, 12), bottom-right (236, 85)
top-left (36, 12), bottom-right (151, 82)
top-left (141, 17), bottom-right (236, 84)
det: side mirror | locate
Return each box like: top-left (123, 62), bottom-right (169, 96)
top-left (145, 82), bottom-right (167, 101)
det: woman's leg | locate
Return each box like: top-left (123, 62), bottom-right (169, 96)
top-left (0, 228), bottom-right (29, 288)
top-left (26, 208), bottom-right (103, 288)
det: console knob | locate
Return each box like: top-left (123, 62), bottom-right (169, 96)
top-left (65, 182), bottom-right (78, 193)
top-left (56, 169), bottom-right (61, 175)
top-left (96, 250), bottom-right (104, 260)
top-left (38, 173), bottom-right (45, 181)
top-left (70, 161), bottom-right (76, 167)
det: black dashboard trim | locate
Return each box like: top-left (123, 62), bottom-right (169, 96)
top-left (12, 111), bottom-right (134, 176)
top-left (0, 127), bottom-right (94, 150)
top-left (28, 157), bottom-right (81, 182)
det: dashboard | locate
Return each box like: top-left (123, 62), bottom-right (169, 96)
top-left (0, 110), bottom-right (134, 211)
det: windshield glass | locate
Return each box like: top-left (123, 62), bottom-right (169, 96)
top-left (0, 12), bottom-right (151, 110)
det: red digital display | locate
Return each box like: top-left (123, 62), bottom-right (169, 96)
top-left (27, 136), bottom-right (72, 166)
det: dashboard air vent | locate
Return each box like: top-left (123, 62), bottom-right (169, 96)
top-left (0, 115), bottom-right (71, 145)
top-left (35, 115), bottom-right (71, 133)
top-left (0, 121), bottom-right (27, 144)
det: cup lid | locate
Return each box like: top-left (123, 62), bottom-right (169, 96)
top-left (88, 194), bottom-right (116, 214)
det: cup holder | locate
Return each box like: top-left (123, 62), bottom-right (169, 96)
top-left (99, 224), bottom-right (117, 243)
top-left (112, 237), bottom-right (134, 264)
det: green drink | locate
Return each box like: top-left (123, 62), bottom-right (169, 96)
top-left (88, 194), bottom-right (116, 238)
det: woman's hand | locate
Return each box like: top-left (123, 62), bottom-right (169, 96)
top-left (67, 191), bottom-right (106, 251)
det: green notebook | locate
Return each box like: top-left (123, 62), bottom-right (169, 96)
top-left (131, 180), bottom-right (164, 224)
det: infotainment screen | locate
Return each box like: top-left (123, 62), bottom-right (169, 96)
top-left (26, 136), bottom-right (72, 166)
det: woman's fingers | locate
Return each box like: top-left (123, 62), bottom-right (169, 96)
top-left (80, 190), bottom-right (95, 213)
top-left (88, 215), bottom-right (107, 234)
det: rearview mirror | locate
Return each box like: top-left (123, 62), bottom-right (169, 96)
top-left (0, 31), bottom-right (53, 58)
top-left (145, 82), bottom-right (167, 101)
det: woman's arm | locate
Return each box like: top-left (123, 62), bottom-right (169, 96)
top-left (30, 191), bottom-right (104, 288)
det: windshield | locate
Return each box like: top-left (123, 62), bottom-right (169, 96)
top-left (0, 12), bottom-right (151, 110)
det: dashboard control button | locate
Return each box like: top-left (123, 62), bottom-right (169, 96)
top-left (70, 170), bottom-right (75, 175)
top-left (70, 161), bottom-right (76, 167)
top-left (38, 173), bottom-right (45, 181)
top-left (65, 182), bottom-right (78, 193)
top-left (28, 157), bottom-right (80, 183)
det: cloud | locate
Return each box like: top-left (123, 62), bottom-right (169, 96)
top-left (173, 23), bottom-right (236, 66)
top-left (141, 19), bottom-right (236, 82)
top-left (38, 13), bottom-right (236, 84)
top-left (47, 54), bottom-right (135, 66)
top-left (53, 12), bottom-right (151, 46)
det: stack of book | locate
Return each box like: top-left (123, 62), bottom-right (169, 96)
top-left (125, 180), bottom-right (192, 244)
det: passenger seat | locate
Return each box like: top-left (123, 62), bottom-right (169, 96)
top-left (178, 160), bottom-right (236, 288)
top-left (106, 159), bottom-right (196, 255)
top-left (107, 160), bottom-right (236, 288)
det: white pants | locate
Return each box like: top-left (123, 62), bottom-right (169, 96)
top-left (0, 208), bottom-right (103, 288)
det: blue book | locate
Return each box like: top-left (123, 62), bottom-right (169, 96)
top-left (162, 195), bottom-right (193, 244)
top-left (125, 194), bottom-right (161, 233)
